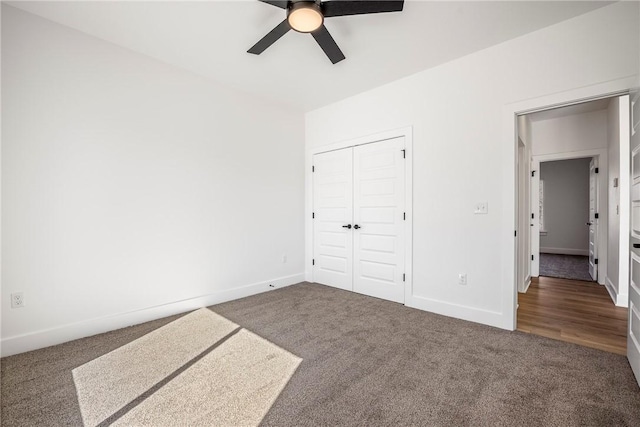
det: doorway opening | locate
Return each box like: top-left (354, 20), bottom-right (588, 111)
top-left (537, 157), bottom-right (594, 282)
top-left (515, 94), bottom-right (630, 354)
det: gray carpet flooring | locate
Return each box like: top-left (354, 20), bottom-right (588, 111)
top-left (2, 282), bottom-right (640, 426)
top-left (540, 253), bottom-right (593, 281)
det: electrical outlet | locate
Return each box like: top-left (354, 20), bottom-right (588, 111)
top-left (474, 202), bottom-right (488, 215)
top-left (11, 292), bottom-right (25, 308)
top-left (458, 274), bottom-right (467, 286)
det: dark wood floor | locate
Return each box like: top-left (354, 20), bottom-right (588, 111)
top-left (517, 276), bottom-right (628, 355)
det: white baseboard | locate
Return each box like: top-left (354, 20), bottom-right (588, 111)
top-left (540, 247), bottom-right (589, 256)
top-left (407, 295), bottom-right (506, 330)
top-left (605, 276), bottom-right (629, 308)
top-left (605, 276), bottom-right (618, 304)
top-left (1, 273), bottom-right (305, 357)
top-left (522, 276), bottom-right (532, 293)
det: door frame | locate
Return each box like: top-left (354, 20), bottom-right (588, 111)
top-left (529, 150), bottom-right (608, 286)
top-left (305, 126), bottom-right (413, 304)
top-left (516, 139), bottom-right (532, 293)
top-left (503, 75), bottom-right (637, 331)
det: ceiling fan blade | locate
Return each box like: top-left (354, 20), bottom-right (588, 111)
top-left (259, 0), bottom-right (288, 9)
top-left (311, 25), bottom-right (345, 64)
top-left (247, 20), bottom-right (291, 55)
top-left (322, 0), bottom-right (404, 17)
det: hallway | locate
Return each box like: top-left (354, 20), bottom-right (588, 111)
top-left (539, 253), bottom-right (592, 282)
top-left (517, 276), bottom-right (627, 355)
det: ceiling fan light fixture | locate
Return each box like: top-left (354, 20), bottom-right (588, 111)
top-left (287, 2), bottom-right (323, 33)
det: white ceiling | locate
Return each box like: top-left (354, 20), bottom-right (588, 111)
top-left (7, 0), bottom-right (613, 112)
top-left (527, 97), bottom-right (614, 122)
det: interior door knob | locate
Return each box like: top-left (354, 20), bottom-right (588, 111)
top-left (354, 224), bottom-right (361, 229)
top-left (342, 224), bottom-right (352, 229)
top-left (586, 222), bottom-right (593, 226)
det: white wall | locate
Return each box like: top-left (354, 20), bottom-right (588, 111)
top-left (516, 115), bottom-right (531, 292)
top-left (305, 2), bottom-right (639, 329)
top-left (518, 142), bottom-right (532, 290)
top-left (608, 99), bottom-right (621, 291)
top-left (606, 96), bottom-right (631, 306)
top-left (532, 110), bottom-right (608, 156)
top-left (539, 159), bottom-right (590, 255)
top-left (1, 6), bottom-right (305, 355)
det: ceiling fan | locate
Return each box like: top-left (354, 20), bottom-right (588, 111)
top-left (248, 0), bottom-right (404, 64)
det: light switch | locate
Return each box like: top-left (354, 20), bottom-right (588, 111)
top-left (474, 202), bottom-right (488, 214)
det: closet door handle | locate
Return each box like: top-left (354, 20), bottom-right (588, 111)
top-left (354, 224), bottom-right (361, 230)
top-left (342, 224), bottom-right (352, 229)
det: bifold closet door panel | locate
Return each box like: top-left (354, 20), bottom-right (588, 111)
top-left (353, 137), bottom-right (406, 303)
top-left (312, 148), bottom-right (354, 291)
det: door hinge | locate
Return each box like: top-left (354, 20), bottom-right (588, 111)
top-left (312, 259), bottom-right (315, 266)
top-left (403, 212), bottom-right (406, 220)
top-left (312, 165), bottom-right (315, 172)
top-left (531, 213), bottom-right (534, 219)
top-left (532, 255), bottom-right (534, 261)
top-left (595, 258), bottom-right (599, 265)
top-left (514, 230), bottom-right (517, 237)
top-left (401, 149), bottom-right (406, 159)
top-left (595, 213), bottom-right (599, 219)
top-left (595, 167), bottom-right (599, 173)
top-left (312, 212), bottom-right (315, 219)
top-left (403, 273), bottom-right (405, 282)
top-left (531, 170), bottom-right (536, 177)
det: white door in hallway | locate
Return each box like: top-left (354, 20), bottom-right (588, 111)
top-left (353, 138), bottom-right (406, 303)
top-left (588, 158), bottom-right (598, 281)
top-left (628, 89), bottom-right (640, 387)
top-left (312, 148), bottom-right (353, 291)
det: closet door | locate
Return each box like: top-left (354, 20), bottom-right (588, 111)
top-left (353, 137), bottom-right (406, 303)
top-left (312, 148), bottom-right (354, 291)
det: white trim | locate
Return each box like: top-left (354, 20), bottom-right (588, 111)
top-left (605, 275), bottom-right (628, 307)
top-left (305, 126), bottom-right (413, 304)
top-left (533, 149), bottom-right (608, 164)
top-left (540, 247), bottom-right (589, 256)
top-left (521, 277), bottom-right (532, 294)
top-left (0, 273), bottom-right (305, 357)
top-left (407, 295), bottom-right (504, 329)
top-left (517, 90), bottom-right (632, 116)
top-left (618, 95), bottom-right (631, 305)
top-left (505, 76), bottom-right (637, 331)
top-left (605, 276), bottom-right (618, 303)
top-left (530, 161), bottom-right (540, 278)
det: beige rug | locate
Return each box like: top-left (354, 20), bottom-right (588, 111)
top-left (112, 328), bottom-right (302, 426)
top-left (73, 308), bottom-right (238, 426)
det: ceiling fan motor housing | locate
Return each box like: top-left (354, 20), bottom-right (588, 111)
top-left (287, 1), bottom-right (324, 33)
